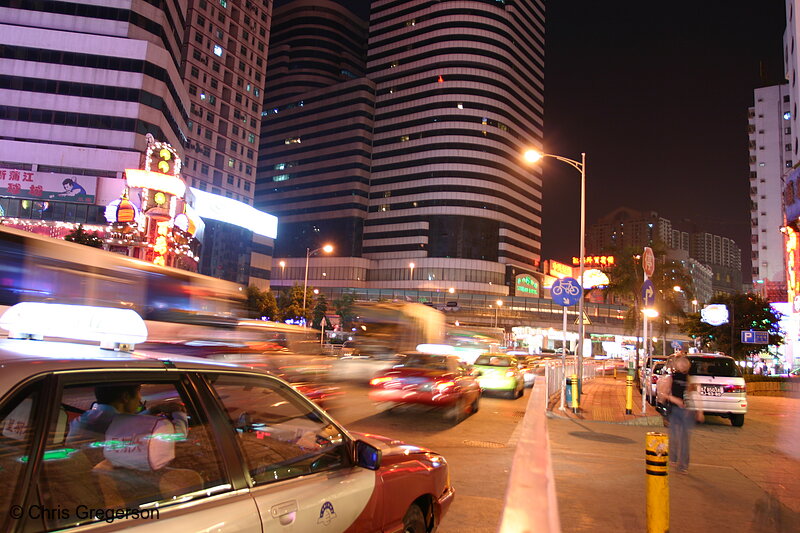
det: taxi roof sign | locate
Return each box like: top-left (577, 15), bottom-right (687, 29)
top-left (0, 303), bottom-right (148, 351)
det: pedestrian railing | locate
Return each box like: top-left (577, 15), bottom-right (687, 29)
top-left (544, 359), bottom-right (598, 404)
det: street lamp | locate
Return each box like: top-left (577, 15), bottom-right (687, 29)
top-left (279, 260), bottom-right (286, 284)
top-left (303, 244), bottom-right (333, 325)
top-left (524, 148), bottom-right (587, 383)
top-left (494, 299), bottom-right (503, 328)
top-left (409, 262), bottom-right (415, 281)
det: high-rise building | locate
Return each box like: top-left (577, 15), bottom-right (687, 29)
top-left (257, 0), bottom-right (546, 296)
top-left (748, 84), bottom-right (790, 290)
top-left (181, 0), bottom-right (273, 285)
top-left (585, 207), bottom-right (673, 252)
top-left (690, 232), bottom-right (743, 296)
top-left (0, 1), bottom-right (189, 186)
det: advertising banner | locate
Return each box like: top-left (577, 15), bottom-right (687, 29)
top-left (0, 169), bottom-right (97, 203)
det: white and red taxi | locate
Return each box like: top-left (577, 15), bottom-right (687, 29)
top-left (0, 303), bottom-right (453, 532)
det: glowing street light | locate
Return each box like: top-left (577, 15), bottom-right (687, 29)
top-left (409, 262), bottom-right (415, 281)
top-left (279, 260), bottom-right (286, 283)
top-left (524, 148), bottom-right (587, 382)
top-left (303, 244), bottom-right (333, 324)
top-left (494, 299), bottom-right (503, 328)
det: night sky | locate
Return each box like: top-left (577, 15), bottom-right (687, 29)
top-left (297, 1), bottom-right (787, 270)
top-left (544, 1), bottom-right (786, 268)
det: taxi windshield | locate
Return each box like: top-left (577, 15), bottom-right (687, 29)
top-left (474, 355), bottom-right (513, 367)
top-left (400, 354), bottom-right (448, 370)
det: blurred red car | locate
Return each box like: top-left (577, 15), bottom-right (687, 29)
top-left (368, 352), bottom-right (481, 423)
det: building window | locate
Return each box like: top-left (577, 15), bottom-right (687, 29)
top-left (228, 158), bottom-right (235, 167)
top-left (201, 164), bottom-right (209, 175)
top-left (284, 137), bottom-right (301, 144)
top-left (213, 45), bottom-right (223, 57)
top-left (195, 32), bottom-right (204, 44)
top-left (227, 175), bottom-right (234, 184)
top-left (248, 133), bottom-right (256, 143)
top-left (189, 85), bottom-right (197, 95)
top-left (190, 66), bottom-right (199, 78)
top-left (244, 181), bottom-right (251, 191)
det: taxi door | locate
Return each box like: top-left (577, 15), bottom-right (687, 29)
top-left (206, 373), bottom-right (378, 532)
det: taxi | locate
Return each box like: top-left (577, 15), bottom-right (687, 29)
top-left (472, 354), bottom-right (525, 399)
top-left (0, 303), bottom-right (453, 532)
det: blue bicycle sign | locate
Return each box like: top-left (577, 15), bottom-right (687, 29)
top-left (550, 277), bottom-right (583, 307)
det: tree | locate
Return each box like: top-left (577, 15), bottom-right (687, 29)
top-left (64, 224), bottom-right (103, 248)
top-left (244, 286), bottom-right (279, 320)
top-left (333, 292), bottom-right (357, 330)
top-left (312, 293), bottom-right (328, 329)
top-left (277, 284), bottom-right (306, 323)
top-left (680, 293), bottom-right (783, 359)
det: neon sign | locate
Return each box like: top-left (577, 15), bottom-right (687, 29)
top-left (573, 255), bottom-right (615, 268)
top-left (549, 260), bottom-right (573, 278)
top-left (515, 274), bottom-right (540, 296)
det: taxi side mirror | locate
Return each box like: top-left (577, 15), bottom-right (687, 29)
top-left (355, 440), bottom-right (381, 470)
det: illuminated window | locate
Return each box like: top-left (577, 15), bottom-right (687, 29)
top-left (284, 137), bottom-right (301, 144)
top-left (785, 112), bottom-right (792, 120)
top-left (213, 45), bottom-right (223, 57)
top-left (457, 103), bottom-right (463, 109)
top-left (219, 0), bottom-right (227, 7)
top-left (248, 133), bottom-right (256, 143)
top-left (273, 174), bottom-right (290, 181)
top-left (400, 135), bottom-right (410, 142)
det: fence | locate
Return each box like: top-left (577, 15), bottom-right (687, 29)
top-left (544, 358), bottom-right (598, 401)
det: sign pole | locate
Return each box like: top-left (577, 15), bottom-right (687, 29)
top-left (561, 306), bottom-right (567, 411)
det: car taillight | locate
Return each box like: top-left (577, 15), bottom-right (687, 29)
top-left (723, 384), bottom-right (746, 393)
top-left (370, 376), bottom-right (393, 386)
top-left (651, 375), bottom-right (658, 384)
top-left (435, 380), bottom-right (455, 393)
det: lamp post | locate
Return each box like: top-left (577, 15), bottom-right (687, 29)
top-left (303, 244), bottom-right (333, 326)
top-left (525, 149), bottom-right (587, 384)
top-left (494, 299), bottom-right (503, 328)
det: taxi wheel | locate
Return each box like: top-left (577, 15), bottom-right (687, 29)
top-left (449, 396), bottom-right (467, 424)
top-left (471, 392), bottom-right (480, 413)
top-left (730, 414), bottom-right (745, 427)
top-left (402, 503), bottom-right (427, 533)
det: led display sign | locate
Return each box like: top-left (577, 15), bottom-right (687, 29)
top-left (514, 274), bottom-right (540, 297)
top-left (573, 255), bottom-right (615, 268)
top-left (548, 260), bottom-right (573, 278)
top-left (190, 187), bottom-right (278, 238)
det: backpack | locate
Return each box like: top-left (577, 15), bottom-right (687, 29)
top-left (656, 373), bottom-right (673, 403)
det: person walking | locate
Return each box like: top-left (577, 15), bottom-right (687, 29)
top-left (665, 354), bottom-right (693, 474)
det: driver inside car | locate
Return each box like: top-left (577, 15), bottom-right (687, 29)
top-left (67, 384), bottom-right (188, 446)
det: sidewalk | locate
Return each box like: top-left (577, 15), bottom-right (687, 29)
top-left (547, 371), bottom-right (663, 425)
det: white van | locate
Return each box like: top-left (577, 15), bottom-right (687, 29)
top-left (684, 353), bottom-right (747, 426)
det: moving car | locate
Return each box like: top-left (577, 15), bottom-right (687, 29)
top-left (368, 352), bottom-right (481, 423)
top-left (684, 353), bottom-right (748, 427)
top-left (0, 303), bottom-right (453, 532)
top-left (472, 354), bottom-right (525, 399)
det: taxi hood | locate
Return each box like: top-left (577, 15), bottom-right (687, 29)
top-left (350, 431), bottom-right (432, 457)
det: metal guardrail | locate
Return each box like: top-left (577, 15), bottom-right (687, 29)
top-left (545, 359), bottom-right (598, 400)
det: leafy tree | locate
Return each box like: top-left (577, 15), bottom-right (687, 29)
top-left (312, 293), bottom-right (329, 329)
top-left (680, 293), bottom-right (783, 359)
top-left (64, 224), bottom-right (103, 248)
top-left (277, 284), bottom-right (306, 323)
top-left (244, 286), bottom-right (279, 320)
top-left (333, 292), bottom-right (357, 330)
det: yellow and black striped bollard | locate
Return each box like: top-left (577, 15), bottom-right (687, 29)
top-left (645, 432), bottom-right (669, 533)
top-left (570, 373), bottom-right (579, 413)
top-left (625, 375), bottom-right (633, 414)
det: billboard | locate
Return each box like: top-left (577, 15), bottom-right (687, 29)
top-left (0, 169), bottom-right (97, 203)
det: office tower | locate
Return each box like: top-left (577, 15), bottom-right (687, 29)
top-left (364, 0), bottom-right (545, 294)
top-left (0, 1), bottom-right (189, 188)
top-left (586, 208), bottom-right (673, 253)
top-left (258, 0), bottom-right (546, 295)
top-left (748, 84), bottom-right (790, 301)
top-left (182, 0), bottom-right (273, 284)
top-left (255, 0), bottom-right (374, 288)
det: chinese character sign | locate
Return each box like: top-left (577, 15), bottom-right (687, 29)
top-left (0, 169), bottom-right (97, 203)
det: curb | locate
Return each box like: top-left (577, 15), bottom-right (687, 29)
top-left (546, 409), bottom-right (663, 426)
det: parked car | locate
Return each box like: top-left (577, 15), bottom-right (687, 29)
top-left (368, 352), bottom-right (481, 423)
top-left (639, 355), bottom-right (669, 392)
top-left (472, 354), bottom-right (525, 399)
top-left (684, 353), bottom-right (748, 426)
top-left (644, 362), bottom-right (667, 405)
top-left (0, 303), bottom-right (454, 532)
